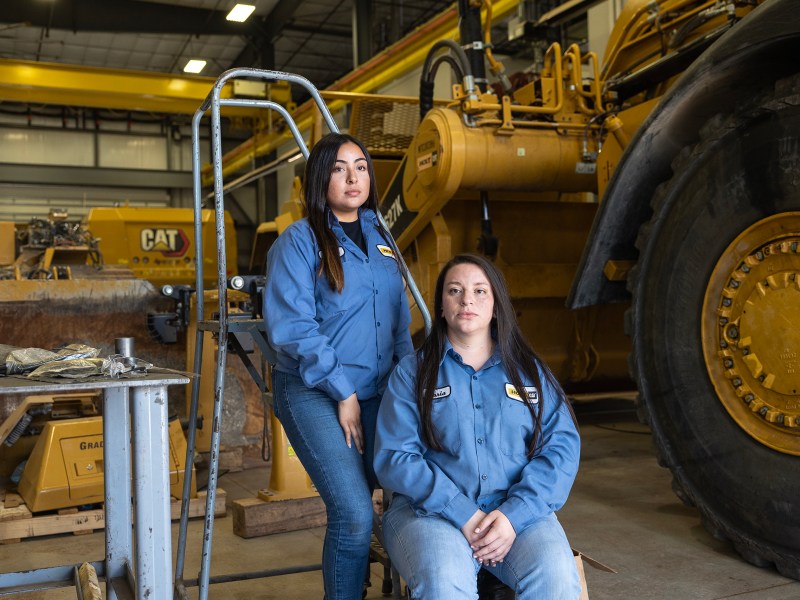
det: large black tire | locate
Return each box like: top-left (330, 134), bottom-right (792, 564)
top-left (629, 74), bottom-right (800, 578)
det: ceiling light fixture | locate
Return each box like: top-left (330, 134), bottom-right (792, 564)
top-left (226, 4), bottom-right (256, 22)
top-left (183, 59), bottom-right (207, 74)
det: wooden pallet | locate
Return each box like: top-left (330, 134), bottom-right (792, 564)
top-left (232, 495), bottom-right (326, 538)
top-left (0, 488), bottom-right (226, 543)
top-left (231, 488), bottom-right (386, 539)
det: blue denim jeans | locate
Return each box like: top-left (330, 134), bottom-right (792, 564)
top-left (382, 495), bottom-right (581, 600)
top-left (272, 370), bottom-right (378, 600)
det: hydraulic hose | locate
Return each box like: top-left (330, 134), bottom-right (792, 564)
top-left (419, 39), bottom-right (473, 120)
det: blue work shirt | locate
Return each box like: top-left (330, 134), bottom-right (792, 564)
top-left (374, 341), bottom-right (580, 533)
top-left (264, 207), bottom-right (413, 401)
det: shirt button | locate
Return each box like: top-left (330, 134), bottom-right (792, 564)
top-left (475, 405), bottom-right (482, 409)
top-left (477, 438), bottom-right (483, 444)
top-left (377, 322), bottom-right (381, 327)
top-left (366, 258), bottom-right (370, 263)
top-left (378, 354), bottom-right (382, 360)
top-left (375, 290), bottom-right (378, 295)
top-left (472, 375), bottom-right (477, 380)
top-left (481, 474), bottom-right (488, 481)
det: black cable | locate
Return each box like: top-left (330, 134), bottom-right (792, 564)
top-left (419, 39), bottom-right (473, 120)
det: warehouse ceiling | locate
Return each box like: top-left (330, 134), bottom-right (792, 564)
top-left (0, 0), bottom-right (454, 105)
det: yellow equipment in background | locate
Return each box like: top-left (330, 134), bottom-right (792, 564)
top-left (2, 209), bottom-right (104, 281)
top-left (1, 207), bottom-right (237, 513)
top-left (0, 206), bottom-right (237, 286)
top-left (258, 410), bottom-right (316, 502)
top-left (1, 393), bottom-right (195, 513)
top-left (86, 206), bottom-right (237, 288)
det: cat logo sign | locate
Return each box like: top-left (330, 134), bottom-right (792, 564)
top-left (140, 228), bottom-right (190, 257)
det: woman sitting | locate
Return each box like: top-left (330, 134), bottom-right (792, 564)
top-left (374, 253), bottom-right (581, 599)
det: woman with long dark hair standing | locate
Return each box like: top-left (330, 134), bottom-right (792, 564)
top-left (374, 253), bottom-right (581, 599)
top-left (264, 133), bottom-right (413, 599)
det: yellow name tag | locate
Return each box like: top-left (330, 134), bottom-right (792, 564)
top-left (376, 244), bottom-right (395, 258)
top-left (505, 383), bottom-right (539, 403)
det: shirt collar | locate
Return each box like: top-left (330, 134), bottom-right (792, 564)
top-left (326, 206), bottom-right (374, 228)
top-left (442, 336), bottom-right (502, 369)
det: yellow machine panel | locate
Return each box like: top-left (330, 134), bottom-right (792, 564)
top-left (18, 417), bottom-right (105, 512)
top-left (86, 206), bottom-right (237, 288)
top-left (17, 415), bottom-right (195, 513)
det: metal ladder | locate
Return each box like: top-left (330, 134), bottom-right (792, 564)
top-left (173, 68), bottom-right (430, 600)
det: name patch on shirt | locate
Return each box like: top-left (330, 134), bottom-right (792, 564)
top-left (505, 383), bottom-right (539, 403)
top-left (376, 244), bottom-right (395, 259)
top-left (433, 385), bottom-right (451, 399)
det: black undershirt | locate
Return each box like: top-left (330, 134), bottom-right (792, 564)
top-left (340, 218), bottom-right (367, 255)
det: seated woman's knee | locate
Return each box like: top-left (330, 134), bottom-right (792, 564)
top-left (517, 562), bottom-right (580, 600)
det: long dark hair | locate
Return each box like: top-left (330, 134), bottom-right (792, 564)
top-left (304, 133), bottom-right (380, 292)
top-left (416, 254), bottom-right (565, 458)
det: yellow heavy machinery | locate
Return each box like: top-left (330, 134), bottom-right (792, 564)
top-left (1, 206), bottom-right (235, 287)
top-left (1, 210), bottom-right (103, 281)
top-left (0, 393), bottom-right (194, 512)
top-left (86, 206), bottom-right (237, 288)
top-left (255, 0), bottom-right (800, 578)
top-left (0, 208), bottom-right (238, 511)
top-left (394, 0), bottom-right (800, 577)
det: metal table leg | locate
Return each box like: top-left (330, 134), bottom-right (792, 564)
top-left (103, 386), bottom-right (133, 600)
top-left (131, 384), bottom-right (174, 600)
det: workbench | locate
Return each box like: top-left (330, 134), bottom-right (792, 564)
top-left (0, 373), bottom-right (189, 599)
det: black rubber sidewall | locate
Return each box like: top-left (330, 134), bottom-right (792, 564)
top-left (633, 102), bottom-right (800, 557)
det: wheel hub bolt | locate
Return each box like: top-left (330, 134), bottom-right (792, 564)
top-left (732, 378), bottom-right (742, 387)
top-left (722, 298), bottom-right (732, 307)
top-left (727, 325), bottom-right (739, 339)
top-left (756, 251), bottom-right (764, 260)
top-left (744, 394), bottom-right (754, 403)
top-left (724, 359), bottom-right (734, 368)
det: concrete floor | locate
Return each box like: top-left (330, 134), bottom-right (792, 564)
top-left (2, 399), bottom-right (798, 599)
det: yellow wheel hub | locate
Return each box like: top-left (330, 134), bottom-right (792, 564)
top-left (702, 214), bottom-right (800, 455)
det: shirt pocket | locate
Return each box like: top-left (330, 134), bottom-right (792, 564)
top-left (430, 397), bottom-right (461, 455)
top-left (374, 249), bottom-right (403, 288)
top-left (499, 398), bottom-right (533, 457)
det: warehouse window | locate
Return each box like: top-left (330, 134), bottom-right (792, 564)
top-left (98, 133), bottom-right (168, 170)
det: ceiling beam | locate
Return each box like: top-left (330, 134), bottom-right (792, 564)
top-left (229, 0), bottom-right (305, 69)
top-left (0, 0), bottom-right (261, 36)
top-left (0, 59), bottom-right (291, 116)
top-left (0, 163), bottom-right (192, 189)
top-left (281, 24), bottom-right (352, 39)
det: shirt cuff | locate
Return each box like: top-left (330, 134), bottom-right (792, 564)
top-left (498, 495), bottom-right (539, 533)
top-left (441, 493), bottom-right (481, 529)
top-left (321, 370), bottom-right (355, 402)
